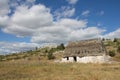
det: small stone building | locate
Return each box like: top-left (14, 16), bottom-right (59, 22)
top-left (62, 39), bottom-right (108, 63)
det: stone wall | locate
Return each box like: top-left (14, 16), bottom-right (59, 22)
top-left (61, 55), bottom-right (111, 63)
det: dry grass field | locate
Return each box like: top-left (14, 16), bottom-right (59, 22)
top-left (0, 60), bottom-right (120, 80)
top-left (0, 39), bottom-right (120, 80)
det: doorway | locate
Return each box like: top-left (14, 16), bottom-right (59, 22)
top-left (73, 56), bottom-right (77, 62)
top-left (67, 57), bottom-right (69, 60)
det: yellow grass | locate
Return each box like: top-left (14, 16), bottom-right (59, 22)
top-left (0, 60), bottom-right (120, 80)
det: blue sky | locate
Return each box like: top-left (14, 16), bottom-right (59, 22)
top-left (0, 0), bottom-right (120, 54)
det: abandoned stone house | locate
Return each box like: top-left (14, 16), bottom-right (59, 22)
top-left (62, 39), bottom-right (108, 63)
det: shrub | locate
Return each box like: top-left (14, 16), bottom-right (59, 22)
top-left (45, 49), bottom-right (48, 53)
top-left (35, 47), bottom-right (38, 50)
top-left (57, 43), bottom-right (65, 50)
top-left (0, 55), bottom-right (4, 61)
top-left (22, 55), bottom-right (28, 59)
top-left (102, 38), bottom-right (105, 41)
top-left (47, 53), bottom-right (55, 60)
top-left (108, 50), bottom-right (115, 57)
top-left (14, 56), bottom-right (21, 60)
top-left (113, 38), bottom-right (118, 42)
top-left (116, 42), bottom-right (120, 47)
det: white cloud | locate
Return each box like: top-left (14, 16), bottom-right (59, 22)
top-left (58, 18), bottom-right (87, 29)
top-left (0, 0), bottom-right (10, 28)
top-left (31, 18), bottom-right (88, 43)
top-left (1, 3), bottom-right (105, 44)
top-left (0, 3), bottom-right (106, 54)
top-left (70, 27), bottom-right (105, 40)
top-left (31, 25), bottom-right (71, 43)
top-left (0, 42), bottom-right (39, 54)
top-left (0, 16), bottom-right (9, 27)
top-left (0, 0), bottom-right (9, 16)
top-left (66, 0), bottom-right (78, 4)
top-left (54, 6), bottom-right (75, 20)
top-left (2, 4), bottom-right (53, 37)
top-left (30, 18), bottom-right (104, 43)
top-left (104, 28), bottom-right (120, 39)
top-left (81, 10), bottom-right (90, 16)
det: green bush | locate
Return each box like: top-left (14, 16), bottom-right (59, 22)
top-left (22, 55), bottom-right (28, 59)
top-left (102, 38), bottom-right (105, 41)
top-left (0, 55), bottom-right (5, 61)
top-left (113, 38), bottom-right (118, 42)
top-left (57, 43), bottom-right (65, 50)
top-left (49, 48), bottom-right (57, 53)
top-left (47, 53), bottom-right (55, 60)
top-left (108, 50), bottom-right (115, 57)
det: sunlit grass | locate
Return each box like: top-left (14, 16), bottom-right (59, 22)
top-left (0, 60), bottom-right (120, 80)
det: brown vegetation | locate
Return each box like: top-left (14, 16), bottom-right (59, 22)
top-left (0, 60), bottom-right (120, 80)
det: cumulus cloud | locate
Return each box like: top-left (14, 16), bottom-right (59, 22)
top-left (81, 10), bottom-right (90, 16)
top-left (54, 6), bottom-right (75, 20)
top-left (0, 0), bottom-right (10, 28)
top-left (1, 3), bottom-right (105, 44)
top-left (0, 0), bottom-right (35, 28)
top-left (66, 0), bottom-right (78, 4)
top-left (58, 18), bottom-right (87, 28)
top-left (31, 18), bottom-right (104, 43)
top-left (104, 28), bottom-right (120, 39)
top-left (0, 42), bottom-right (39, 54)
top-left (2, 4), bottom-right (53, 37)
top-left (30, 18), bottom-right (88, 43)
top-left (0, 2), bottom-right (107, 54)
top-left (31, 26), bottom-right (70, 43)
top-left (70, 27), bottom-right (105, 40)
top-left (0, 0), bottom-right (9, 16)
top-left (0, 16), bottom-right (9, 27)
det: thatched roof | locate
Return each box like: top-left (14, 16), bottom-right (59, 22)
top-left (63, 39), bottom-right (106, 57)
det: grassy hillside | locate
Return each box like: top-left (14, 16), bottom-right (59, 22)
top-left (103, 38), bottom-right (120, 61)
top-left (0, 43), bottom-right (65, 61)
top-left (0, 39), bottom-right (120, 62)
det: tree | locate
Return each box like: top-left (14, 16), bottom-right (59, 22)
top-left (45, 49), bottom-right (48, 53)
top-left (57, 43), bottom-right (65, 50)
top-left (35, 47), bottom-right (38, 51)
top-left (108, 50), bottom-right (115, 57)
top-left (113, 38), bottom-right (118, 42)
top-left (47, 53), bottom-right (55, 60)
top-left (102, 38), bottom-right (105, 41)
